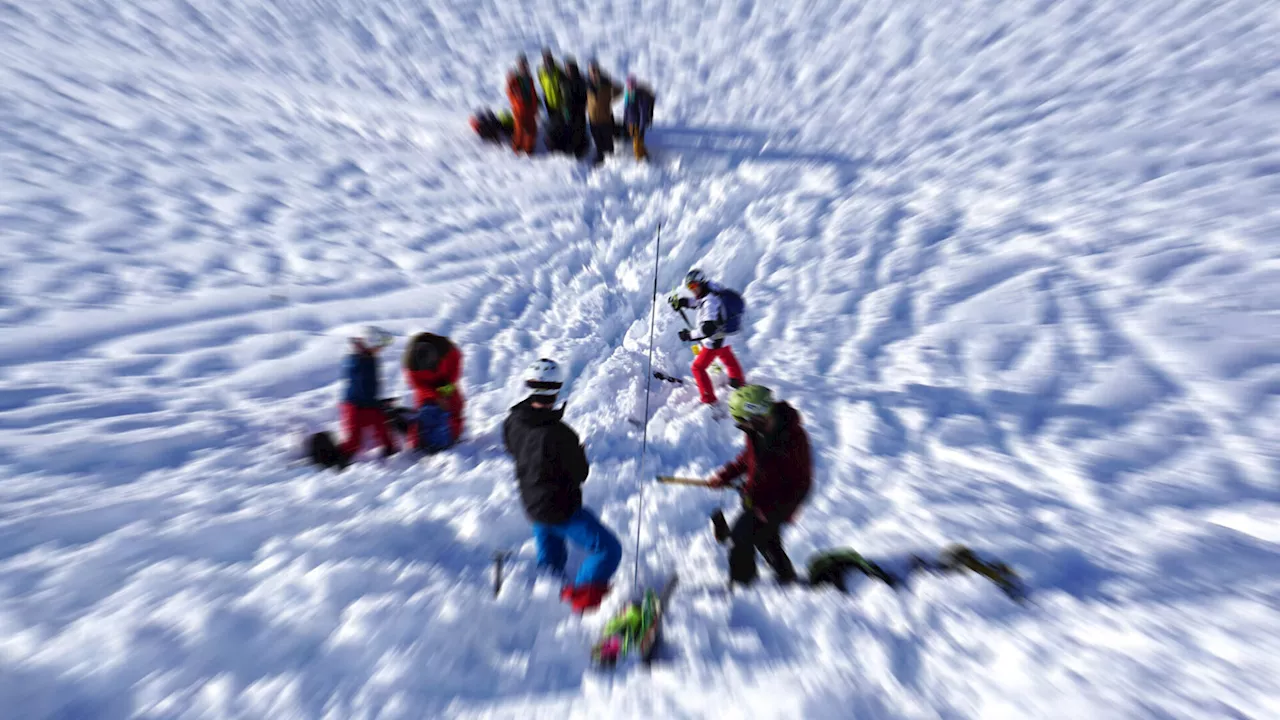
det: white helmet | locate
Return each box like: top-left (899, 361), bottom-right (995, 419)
top-left (524, 357), bottom-right (565, 396)
top-left (361, 325), bottom-right (393, 349)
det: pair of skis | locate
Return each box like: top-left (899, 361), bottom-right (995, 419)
top-left (490, 550), bottom-right (678, 671)
top-left (657, 477), bottom-right (1025, 601)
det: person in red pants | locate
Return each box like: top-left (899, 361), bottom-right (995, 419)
top-left (669, 268), bottom-right (746, 405)
top-left (402, 331), bottom-right (466, 451)
top-left (507, 54), bottom-right (538, 155)
top-left (338, 326), bottom-right (398, 461)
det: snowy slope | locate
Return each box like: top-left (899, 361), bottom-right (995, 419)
top-left (2, 0), bottom-right (1279, 717)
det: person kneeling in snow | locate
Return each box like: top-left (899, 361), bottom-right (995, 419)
top-left (470, 108), bottom-right (514, 144)
top-left (669, 268), bottom-right (747, 405)
top-left (337, 326), bottom-right (399, 463)
top-left (707, 385), bottom-right (811, 586)
top-left (401, 331), bottom-right (465, 452)
top-left (502, 358), bottom-right (621, 613)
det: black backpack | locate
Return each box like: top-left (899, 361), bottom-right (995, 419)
top-left (307, 431), bottom-right (348, 470)
top-left (471, 110), bottom-right (506, 143)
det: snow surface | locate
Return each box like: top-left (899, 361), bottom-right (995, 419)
top-left (2, 0), bottom-right (1279, 717)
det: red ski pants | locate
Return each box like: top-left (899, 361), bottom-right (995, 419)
top-left (692, 346), bottom-right (745, 403)
top-left (512, 118), bottom-right (537, 155)
top-left (339, 403), bottom-right (397, 457)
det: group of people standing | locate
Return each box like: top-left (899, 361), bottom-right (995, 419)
top-left (501, 268), bottom-right (810, 614)
top-left (502, 49), bottom-right (656, 164)
top-left (502, 357), bottom-right (810, 614)
top-left (316, 266), bottom-right (810, 616)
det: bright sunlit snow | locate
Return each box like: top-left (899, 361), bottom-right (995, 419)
top-left (2, 0), bottom-right (1278, 717)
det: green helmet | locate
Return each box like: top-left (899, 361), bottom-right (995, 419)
top-left (728, 384), bottom-right (775, 424)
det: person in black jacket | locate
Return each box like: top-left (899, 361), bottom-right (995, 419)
top-left (561, 58), bottom-right (590, 158)
top-left (502, 358), bottom-right (621, 613)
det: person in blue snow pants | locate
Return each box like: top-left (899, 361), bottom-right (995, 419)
top-left (502, 358), bottom-right (622, 614)
top-left (532, 507), bottom-right (622, 588)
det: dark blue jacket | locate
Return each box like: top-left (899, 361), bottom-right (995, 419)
top-left (343, 351), bottom-right (381, 407)
top-left (623, 85), bottom-right (654, 129)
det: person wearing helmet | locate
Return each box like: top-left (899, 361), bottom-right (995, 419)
top-left (337, 326), bottom-right (399, 462)
top-left (402, 332), bottom-right (465, 451)
top-left (507, 54), bottom-right (538, 155)
top-left (707, 385), bottom-right (812, 586)
top-left (622, 75), bottom-right (656, 160)
top-left (669, 268), bottom-right (747, 405)
top-left (502, 358), bottom-right (622, 613)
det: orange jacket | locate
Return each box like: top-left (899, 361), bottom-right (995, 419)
top-left (507, 72), bottom-right (538, 123)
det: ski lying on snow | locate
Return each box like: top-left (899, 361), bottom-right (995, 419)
top-left (806, 545), bottom-right (1028, 603)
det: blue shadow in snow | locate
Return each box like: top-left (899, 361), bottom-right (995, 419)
top-left (649, 125), bottom-right (865, 174)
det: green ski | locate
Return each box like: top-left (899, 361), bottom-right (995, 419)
top-left (591, 573), bottom-right (678, 668)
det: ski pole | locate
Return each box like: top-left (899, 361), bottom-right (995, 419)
top-left (492, 550), bottom-right (513, 598)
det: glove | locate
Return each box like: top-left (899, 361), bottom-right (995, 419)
top-left (678, 329), bottom-right (693, 342)
top-left (436, 383), bottom-right (455, 397)
top-left (706, 474), bottom-right (727, 488)
top-left (668, 293), bottom-right (688, 311)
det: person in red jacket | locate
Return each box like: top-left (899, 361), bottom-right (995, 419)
top-left (506, 54), bottom-right (538, 155)
top-left (708, 384), bottom-right (811, 586)
top-left (402, 332), bottom-right (465, 450)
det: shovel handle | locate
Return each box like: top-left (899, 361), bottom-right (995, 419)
top-left (655, 475), bottom-right (716, 487)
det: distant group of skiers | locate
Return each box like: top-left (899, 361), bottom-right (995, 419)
top-left (472, 49), bottom-right (656, 165)
top-left (311, 267), bottom-right (810, 614)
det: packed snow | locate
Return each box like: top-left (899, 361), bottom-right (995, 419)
top-left (2, 0), bottom-right (1278, 717)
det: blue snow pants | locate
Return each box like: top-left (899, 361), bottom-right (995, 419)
top-left (532, 507), bottom-right (622, 587)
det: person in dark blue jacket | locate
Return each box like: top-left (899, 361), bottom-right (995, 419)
top-left (622, 75), bottom-right (655, 160)
top-left (339, 326), bottom-right (398, 460)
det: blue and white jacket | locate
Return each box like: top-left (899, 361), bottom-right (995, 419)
top-left (689, 281), bottom-right (730, 349)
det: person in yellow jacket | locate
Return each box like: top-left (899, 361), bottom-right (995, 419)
top-left (586, 60), bottom-right (622, 166)
top-left (539, 49), bottom-right (567, 116)
top-left (538, 48), bottom-right (570, 152)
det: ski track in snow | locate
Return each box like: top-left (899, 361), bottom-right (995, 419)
top-left (2, 0), bottom-right (1279, 717)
